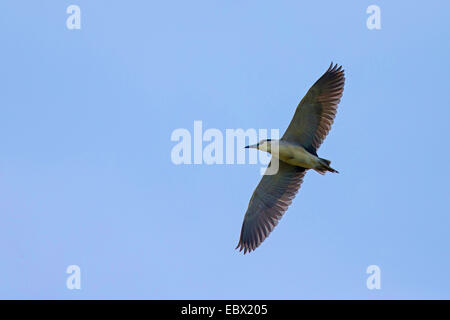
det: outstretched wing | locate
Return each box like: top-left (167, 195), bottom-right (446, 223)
top-left (236, 161), bottom-right (307, 254)
top-left (282, 63), bottom-right (345, 154)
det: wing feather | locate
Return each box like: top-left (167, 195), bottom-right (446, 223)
top-left (236, 161), bottom-right (307, 254)
top-left (282, 63), bottom-right (345, 154)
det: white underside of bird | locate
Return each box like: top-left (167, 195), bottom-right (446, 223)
top-left (247, 139), bottom-right (338, 174)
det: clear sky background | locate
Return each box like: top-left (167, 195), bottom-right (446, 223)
top-left (1, 1), bottom-right (449, 299)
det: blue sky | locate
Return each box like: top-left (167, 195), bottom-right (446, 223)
top-left (1, 1), bottom-right (449, 299)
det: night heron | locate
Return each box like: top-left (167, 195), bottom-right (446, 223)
top-left (236, 63), bottom-right (345, 254)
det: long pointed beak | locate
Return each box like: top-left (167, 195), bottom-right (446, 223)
top-left (245, 144), bottom-right (258, 149)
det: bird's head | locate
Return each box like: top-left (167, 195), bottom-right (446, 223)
top-left (245, 139), bottom-right (274, 152)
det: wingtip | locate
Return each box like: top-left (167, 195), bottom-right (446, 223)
top-left (328, 62), bottom-right (344, 73)
top-left (328, 61), bottom-right (334, 71)
top-left (235, 241), bottom-right (255, 255)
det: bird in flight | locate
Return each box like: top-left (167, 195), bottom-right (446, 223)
top-left (236, 63), bottom-right (345, 254)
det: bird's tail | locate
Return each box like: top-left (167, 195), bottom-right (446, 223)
top-left (314, 158), bottom-right (339, 175)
